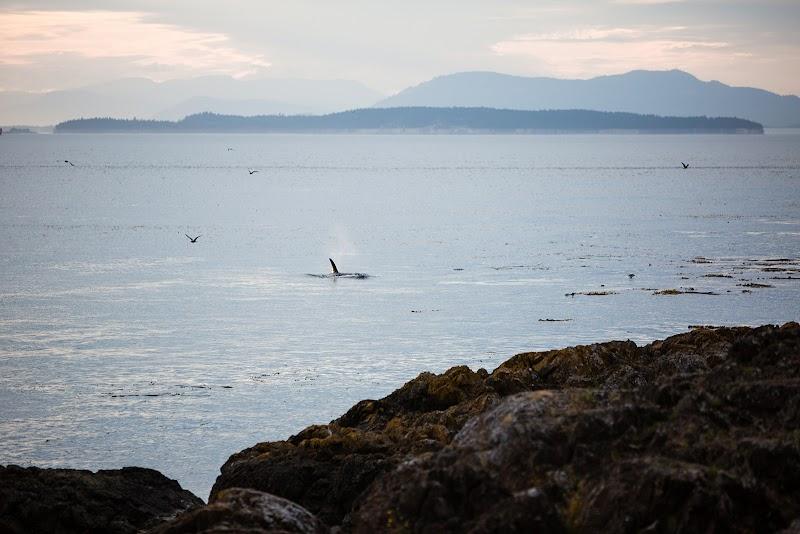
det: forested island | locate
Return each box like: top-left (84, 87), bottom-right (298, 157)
top-left (54, 107), bottom-right (763, 134)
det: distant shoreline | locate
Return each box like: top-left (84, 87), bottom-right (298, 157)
top-left (50, 129), bottom-right (762, 135)
top-left (53, 107), bottom-right (764, 134)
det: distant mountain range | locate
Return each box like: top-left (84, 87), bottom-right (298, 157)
top-left (0, 77), bottom-right (382, 126)
top-left (54, 108), bottom-right (762, 134)
top-left (3, 70), bottom-right (798, 128)
top-left (376, 70), bottom-right (800, 128)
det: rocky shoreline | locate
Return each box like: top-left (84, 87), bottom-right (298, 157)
top-left (2, 323), bottom-right (799, 533)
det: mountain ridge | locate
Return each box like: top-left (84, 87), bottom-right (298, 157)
top-left (5, 69), bottom-right (798, 128)
top-left (0, 76), bottom-right (383, 126)
top-left (376, 70), bottom-right (800, 127)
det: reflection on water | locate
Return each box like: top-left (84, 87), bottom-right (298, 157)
top-left (0, 132), bottom-right (799, 499)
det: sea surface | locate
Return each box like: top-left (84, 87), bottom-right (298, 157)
top-left (1, 132), bottom-right (798, 499)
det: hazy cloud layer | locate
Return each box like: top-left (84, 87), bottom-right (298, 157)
top-left (492, 25), bottom-right (734, 79)
top-left (0, 0), bottom-right (797, 95)
top-left (0, 10), bottom-right (269, 90)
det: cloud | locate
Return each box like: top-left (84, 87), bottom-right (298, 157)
top-left (514, 28), bottom-right (648, 41)
top-left (611, 0), bottom-right (687, 4)
top-left (491, 26), bottom-right (737, 79)
top-left (0, 10), bottom-right (270, 88)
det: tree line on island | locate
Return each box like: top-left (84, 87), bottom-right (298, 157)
top-left (54, 107), bottom-right (763, 133)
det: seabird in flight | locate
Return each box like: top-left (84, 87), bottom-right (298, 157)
top-left (64, 160), bottom-right (75, 166)
top-left (248, 169), bottom-right (259, 175)
top-left (185, 234), bottom-right (201, 243)
top-left (681, 162), bottom-right (689, 169)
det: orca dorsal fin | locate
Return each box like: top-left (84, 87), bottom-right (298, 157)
top-left (329, 258), bottom-right (339, 274)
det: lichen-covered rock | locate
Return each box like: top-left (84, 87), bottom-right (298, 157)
top-left (212, 323), bottom-right (800, 532)
top-left (149, 487), bottom-right (328, 533)
top-left (210, 366), bottom-right (497, 525)
top-left (0, 465), bottom-right (202, 534)
top-left (352, 323), bottom-right (800, 533)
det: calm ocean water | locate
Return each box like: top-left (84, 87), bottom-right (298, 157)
top-left (1, 132), bottom-right (799, 499)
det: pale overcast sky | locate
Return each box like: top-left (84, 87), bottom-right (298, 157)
top-left (1, 0), bottom-right (798, 95)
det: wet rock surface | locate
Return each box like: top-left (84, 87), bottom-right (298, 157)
top-left (212, 323), bottom-right (800, 533)
top-left (0, 465), bottom-right (202, 534)
top-left (149, 488), bottom-right (328, 534)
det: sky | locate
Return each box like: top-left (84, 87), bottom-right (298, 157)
top-left (0, 0), bottom-right (798, 96)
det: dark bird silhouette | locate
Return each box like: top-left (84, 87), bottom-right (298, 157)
top-left (226, 147), bottom-right (234, 151)
top-left (628, 273), bottom-right (636, 279)
top-left (248, 169), bottom-right (259, 175)
top-left (64, 160), bottom-right (75, 166)
top-left (329, 258), bottom-right (339, 274)
top-left (185, 234), bottom-right (201, 243)
top-left (681, 162), bottom-right (689, 169)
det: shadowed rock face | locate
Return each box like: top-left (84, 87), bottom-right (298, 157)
top-left (211, 323), bottom-right (800, 532)
top-left (210, 365), bottom-right (498, 525)
top-left (0, 466), bottom-right (203, 534)
top-left (149, 488), bottom-right (328, 534)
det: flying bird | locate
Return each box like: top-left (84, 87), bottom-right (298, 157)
top-left (64, 160), bottom-right (75, 166)
top-left (681, 162), bottom-right (689, 169)
top-left (226, 147), bottom-right (234, 151)
top-left (628, 273), bottom-right (636, 279)
top-left (185, 234), bottom-right (201, 243)
top-left (248, 169), bottom-right (259, 175)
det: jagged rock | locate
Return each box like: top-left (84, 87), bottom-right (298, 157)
top-left (149, 487), bottom-right (328, 533)
top-left (0, 465), bottom-right (202, 534)
top-left (210, 366), bottom-right (497, 525)
top-left (212, 323), bottom-right (800, 532)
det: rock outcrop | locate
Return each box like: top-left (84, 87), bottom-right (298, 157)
top-left (6, 324), bottom-right (797, 532)
top-left (211, 323), bottom-right (800, 532)
top-left (149, 487), bottom-right (328, 534)
top-left (0, 465), bottom-right (203, 534)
